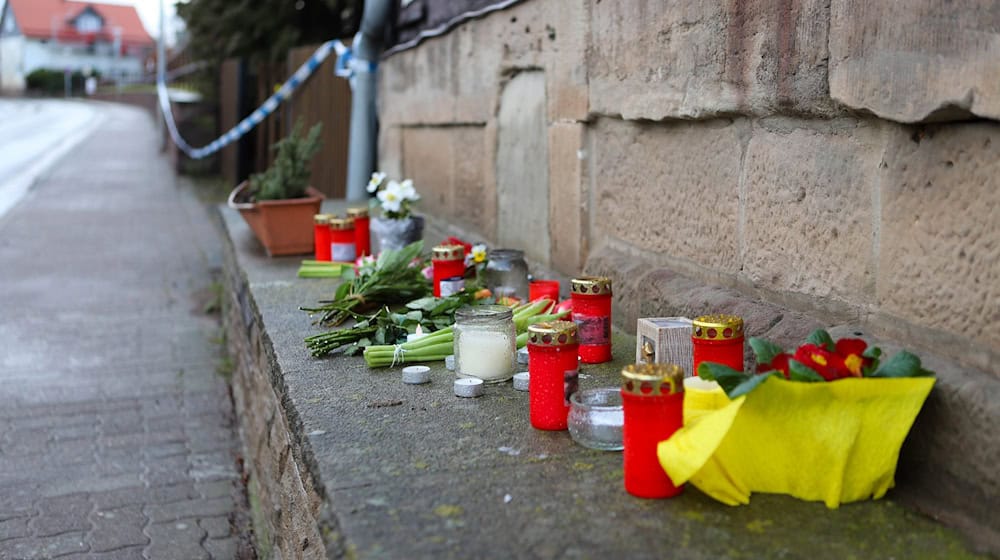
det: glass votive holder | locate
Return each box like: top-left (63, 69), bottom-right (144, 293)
top-left (568, 387), bottom-right (624, 451)
top-left (454, 305), bottom-right (516, 384)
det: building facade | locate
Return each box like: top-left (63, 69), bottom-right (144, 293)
top-left (0, 0), bottom-right (154, 92)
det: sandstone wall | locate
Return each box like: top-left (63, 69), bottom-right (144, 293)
top-left (378, 0), bottom-right (1000, 378)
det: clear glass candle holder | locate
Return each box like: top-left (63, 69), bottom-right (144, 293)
top-left (568, 387), bottom-right (624, 451)
top-left (454, 305), bottom-right (516, 384)
top-left (485, 249), bottom-right (529, 302)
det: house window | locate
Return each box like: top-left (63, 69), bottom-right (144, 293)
top-left (76, 13), bottom-right (102, 34)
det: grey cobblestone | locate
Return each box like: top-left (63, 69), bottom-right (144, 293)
top-left (0, 104), bottom-right (248, 560)
top-left (88, 506), bottom-right (148, 552)
top-left (204, 536), bottom-right (238, 560)
top-left (198, 516), bottom-right (233, 539)
top-left (144, 521), bottom-right (209, 560)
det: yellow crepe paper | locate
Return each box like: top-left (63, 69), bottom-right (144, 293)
top-left (657, 375), bottom-right (935, 508)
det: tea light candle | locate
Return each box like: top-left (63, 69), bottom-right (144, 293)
top-left (402, 365), bottom-right (431, 385)
top-left (407, 325), bottom-right (428, 343)
top-left (513, 372), bottom-right (530, 391)
top-left (454, 377), bottom-right (484, 398)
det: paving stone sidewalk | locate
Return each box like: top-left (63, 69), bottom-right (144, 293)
top-left (0, 104), bottom-right (249, 559)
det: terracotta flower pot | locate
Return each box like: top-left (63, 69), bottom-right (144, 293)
top-left (228, 181), bottom-right (324, 256)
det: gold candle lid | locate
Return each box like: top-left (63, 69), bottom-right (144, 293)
top-left (571, 276), bottom-right (612, 296)
top-left (328, 217), bottom-right (355, 231)
top-left (346, 207), bottom-right (369, 218)
top-left (527, 321), bottom-right (579, 347)
top-left (621, 363), bottom-right (684, 396)
top-left (313, 213), bottom-right (332, 225)
top-left (692, 314), bottom-right (744, 341)
top-left (432, 244), bottom-right (465, 261)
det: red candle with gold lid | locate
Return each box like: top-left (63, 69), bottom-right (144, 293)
top-left (328, 217), bottom-right (357, 262)
top-left (346, 207), bottom-right (370, 257)
top-left (570, 276), bottom-right (613, 364)
top-left (313, 214), bottom-right (332, 261)
top-left (621, 363), bottom-right (685, 499)
top-left (432, 244), bottom-right (466, 297)
top-left (691, 314), bottom-right (745, 374)
top-left (528, 321), bottom-right (580, 431)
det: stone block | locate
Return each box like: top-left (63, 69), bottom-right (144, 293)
top-left (400, 126), bottom-right (493, 242)
top-left (742, 118), bottom-right (883, 304)
top-left (877, 122), bottom-right (1000, 365)
top-left (548, 122), bottom-right (587, 274)
top-left (591, 118), bottom-right (746, 273)
top-left (589, 0), bottom-right (836, 120)
top-left (497, 71), bottom-right (551, 265)
top-left (401, 127), bottom-right (453, 219)
top-left (829, 0), bottom-right (1000, 123)
top-left (380, 0), bottom-right (588, 125)
top-left (377, 125), bottom-right (403, 180)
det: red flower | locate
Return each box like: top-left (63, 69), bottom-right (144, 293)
top-left (834, 338), bottom-right (868, 377)
top-left (793, 344), bottom-right (851, 381)
top-left (758, 353), bottom-right (793, 378)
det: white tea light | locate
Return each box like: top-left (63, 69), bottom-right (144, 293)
top-left (513, 372), bottom-right (530, 392)
top-left (454, 377), bottom-right (484, 398)
top-left (407, 325), bottom-right (428, 343)
top-left (402, 365), bottom-right (431, 385)
top-left (517, 347), bottom-right (529, 365)
top-left (445, 354), bottom-right (456, 371)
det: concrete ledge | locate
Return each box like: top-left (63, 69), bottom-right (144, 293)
top-left (218, 204), bottom-right (993, 558)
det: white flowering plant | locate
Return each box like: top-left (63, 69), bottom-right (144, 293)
top-left (367, 172), bottom-right (420, 220)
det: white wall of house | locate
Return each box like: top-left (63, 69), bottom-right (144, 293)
top-left (22, 39), bottom-right (144, 81)
top-left (0, 35), bottom-right (24, 91)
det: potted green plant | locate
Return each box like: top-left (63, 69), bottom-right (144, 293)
top-left (228, 120), bottom-right (324, 256)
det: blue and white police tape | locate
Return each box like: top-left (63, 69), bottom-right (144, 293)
top-left (159, 39), bottom-right (368, 160)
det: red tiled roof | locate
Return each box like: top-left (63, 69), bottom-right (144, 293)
top-left (6, 0), bottom-right (154, 47)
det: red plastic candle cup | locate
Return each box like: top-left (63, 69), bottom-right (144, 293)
top-left (528, 321), bottom-right (580, 431)
top-left (529, 280), bottom-right (560, 304)
top-left (313, 214), bottom-right (332, 261)
top-left (621, 363), bottom-right (685, 499)
top-left (328, 217), bottom-right (357, 262)
top-left (432, 244), bottom-right (466, 297)
top-left (346, 207), bottom-right (370, 257)
top-left (570, 276), bottom-right (613, 364)
top-left (691, 314), bottom-right (745, 375)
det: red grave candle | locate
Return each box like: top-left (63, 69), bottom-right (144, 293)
top-left (347, 207), bottom-right (370, 257)
top-left (691, 314), bottom-right (745, 375)
top-left (529, 280), bottom-right (560, 303)
top-left (328, 217), bottom-right (356, 262)
top-left (313, 214), bottom-right (332, 261)
top-left (527, 321), bottom-right (580, 431)
top-left (432, 244), bottom-right (466, 297)
top-left (621, 363), bottom-right (685, 499)
top-left (570, 276), bottom-right (613, 364)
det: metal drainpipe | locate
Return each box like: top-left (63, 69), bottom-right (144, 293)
top-left (345, 0), bottom-right (392, 201)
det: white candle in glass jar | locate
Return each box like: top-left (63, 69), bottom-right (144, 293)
top-left (456, 330), bottom-right (515, 383)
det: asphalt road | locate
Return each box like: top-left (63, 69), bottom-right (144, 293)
top-left (0, 98), bottom-right (102, 218)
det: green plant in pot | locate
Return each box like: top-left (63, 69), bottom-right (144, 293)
top-left (228, 120), bottom-right (325, 256)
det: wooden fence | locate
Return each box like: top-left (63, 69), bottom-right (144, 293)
top-left (218, 44), bottom-right (352, 198)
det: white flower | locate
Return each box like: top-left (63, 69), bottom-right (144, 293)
top-left (367, 171), bottom-right (387, 194)
top-left (377, 180), bottom-right (404, 213)
top-left (398, 179), bottom-right (420, 201)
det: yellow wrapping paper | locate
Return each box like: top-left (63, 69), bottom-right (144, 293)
top-left (657, 376), bottom-right (935, 508)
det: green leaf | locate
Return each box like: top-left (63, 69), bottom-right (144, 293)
top-left (405, 297), bottom-right (439, 311)
top-left (869, 350), bottom-right (934, 378)
top-left (862, 346), bottom-right (882, 359)
top-left (806, 329), bottom-right (835, 351)
top-left (697, 362), bottom-right (749, 395)
top-left (728, 373), bottom-right (776, 398)
top-left (748, 337), bottom-right (785, 366)
top-left (405, 310), bottom-right (423, 322)
top-left (787, 359), bottom-right (826, 382)
top-left (334, 281), bottom-right (352, 301)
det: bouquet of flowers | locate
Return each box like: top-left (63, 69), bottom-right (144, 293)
top-left (658, 329), bottom-right (935, 508)
top-left (366, 172), bottom-right (424, 251)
